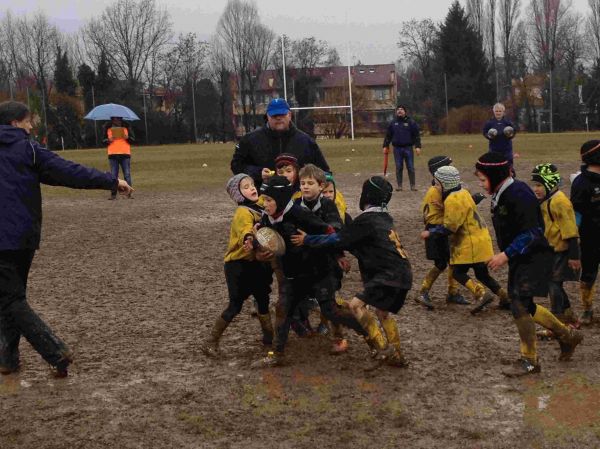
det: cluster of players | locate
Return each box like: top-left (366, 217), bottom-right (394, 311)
top-left (202, 137), bottom-right (600, 377)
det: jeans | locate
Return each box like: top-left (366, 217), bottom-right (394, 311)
top-left (0, 250), bottom-right (70, 369)
top-left (393, 146), bottom-right (415, 188)
top-left (109, 155), bottom-right (132, 194)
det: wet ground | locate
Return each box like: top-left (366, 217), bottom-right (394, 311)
top-left (1, 163), bottom-right (600, 449)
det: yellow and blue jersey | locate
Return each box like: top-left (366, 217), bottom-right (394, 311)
top-left (443, 189), bottom-right (494, 264)
top-left (224, 205), bottom-right (262, 262)
top-left (541, 190), bottom-right (578, 252)
top-left (421, 186), bottom-right (444, 226)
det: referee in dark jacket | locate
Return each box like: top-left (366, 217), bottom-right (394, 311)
top-left (0, 101), bottom-right (132, 377)
top-left (383, 105), bottom-right (421, 191)
top-left (231, 98), bottom-right (330, 187)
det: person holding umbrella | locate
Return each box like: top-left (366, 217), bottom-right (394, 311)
top-left (103, 117), bottom-right (134, 200)
top-left (84, 104), bottom-right (140, 200)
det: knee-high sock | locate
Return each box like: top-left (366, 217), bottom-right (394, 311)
top-left (532, 304), bottom-right (569, 339)
top-left (420, 266), bottom-right (442, 293)
top-left (447, 267), bottom-right (460, 296)
top-left (465, 279), bottom-right (485, 300)
top-left (357, 311), bottom-right (387, 351)
top-left (380, 316), bottom-right (401, 352)
top-left (580, 281), bottom-right (595, 311)
top-left (514, 315), bottom-right (537, 362)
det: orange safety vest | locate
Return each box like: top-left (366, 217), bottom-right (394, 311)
top-left (107, 127), bottom-right (131, 156)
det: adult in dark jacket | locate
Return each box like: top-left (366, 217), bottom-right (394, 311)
top-left (0, 101), bottom-right (132, 377)
top-left (230, 98), bottom-right (330, 187)
top-left (482, 103), bottom-right (517, 166)
top-left (382, 105), bottom-right (421, 192)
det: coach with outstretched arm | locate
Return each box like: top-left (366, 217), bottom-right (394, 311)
top-left (230, 98), bottom-right (330, 187)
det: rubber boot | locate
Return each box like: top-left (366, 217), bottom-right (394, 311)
top-left (447, 267), bottom-right (460, 296)
top-left (380, 316), bottom-right (408, 367)
top-left (580, 282), bottom-right (595, 325)
top-left (465, 280), bottom-right (493, 314)
top-left (200, 317), bottom-right (229, 357)
top-left (408, 171), bottom-right (417, 191)
top-left (503, 316), bottom-right (540, 377)
top-left (251, 350), bottom-right (285, 369)
top-left (53, 350), bottom-right (73, 378)
top-left (496, 288), bottom-right (511, 310)
top-left (257, 313), bottom-right (274, 346)
top-left (533, 305), bottom-right (583, 361)
top-left (561, 307), bottom-right (581, 328)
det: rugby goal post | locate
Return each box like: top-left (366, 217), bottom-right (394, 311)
top-left (281, 36), bottom-right (355, 140)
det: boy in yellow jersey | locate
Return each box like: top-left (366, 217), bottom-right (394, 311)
top-left (200, 174), bottom-right (273, 357)
top-left (417, 156), bottom-right (468, 309)
top-left (531, 164), bottom-right (581, 325)
top-left (421, 166), bottom-right (509, 314)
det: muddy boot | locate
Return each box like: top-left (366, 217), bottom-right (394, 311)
top-left (415, 290), bottom-right (434, 310)
top-left (200, 317), bottom-right (229, 357)
top-left (470, 292), bottom-right (494, 315)
top-left (503, 315), bottom-right (540, 377)
top-left (329, 323), bottom-right (347, 355)
top-left (496, 288), bottom-right (511, 310)
top-left (533, 305), bottom-right (584, 361)
top-left (257, 313), bottom-right (274, 346)
top-left (316, 313), bottom-right (330, 336)
top-left (502, 357), bottom-right (541, 378)
top-left (251, 350), bottom-right (284, 368)
top-left (380, 316), bottom-right (408, 368)
top-left (52, 350), bottom-right (73, 378)
top-left (446, 293), bottom-right (470, 305)
top-left (580, 282), bottom-right (595, 325)
top-left (561, 308), bottom-right (581, 328)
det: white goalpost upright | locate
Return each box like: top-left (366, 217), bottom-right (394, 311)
top-left (281, 36), bottom-right (355, 140)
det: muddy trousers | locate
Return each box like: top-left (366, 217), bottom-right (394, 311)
top-left (221, 261), bottom-right (271, 322)
top-left (0, 250), bottom-right (70, 370)
top-left (580, 242), bottom-right (600, 311)
top-left (273, 276), bottom-right (367, 353)
top-left (548, 281), bottom-right (572, 316)
top-left (451, 263), bottom-right (502, 295)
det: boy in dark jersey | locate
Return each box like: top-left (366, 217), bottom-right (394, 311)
top-left (292, 176), bottom-right (413, 367)
top-left (570, 140), bottom-right (600, 325)
top-left (476, 153), bottom-right (582, 377)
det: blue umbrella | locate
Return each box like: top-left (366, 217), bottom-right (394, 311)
top-left (84, 103), bottom-right (140, 121)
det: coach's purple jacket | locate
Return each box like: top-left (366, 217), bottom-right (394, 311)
top-left (0, 125), bottom-right (117, 251)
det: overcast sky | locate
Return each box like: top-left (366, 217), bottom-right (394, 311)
top-left (1, 0), bottom-right (594, 64)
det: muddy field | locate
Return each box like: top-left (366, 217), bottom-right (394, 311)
top-left (2, 163), bottom-right (600, 449)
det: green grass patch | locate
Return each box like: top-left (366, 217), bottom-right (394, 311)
top-left (42, 132), bottom-right (592, 197)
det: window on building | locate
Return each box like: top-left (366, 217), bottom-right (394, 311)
top-left (372, 88), bottom-right (389, 100)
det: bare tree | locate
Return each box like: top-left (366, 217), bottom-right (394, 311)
top-left (82, 0), bottom-right (172, 88)
top-left (0, 11), bottom-right (22, 98)
top-left (528, 0), bottom-right (573, 131)
top-left (16, 12), bottom-right (61, 135)
top-left (487, 0), bottom-right (498, 100)
top-left (246, 23), bottom-right (275, 129)
top-left (498, 0), bottom-right (522, 100)
top-left (208, 36), bottom-right (234, 141)
top-left (397, 19), bottom-right (437, 81)
top-left (587, 0), bottom-right (600, 66)
top-left (466, 0), bottom-right (486, 36)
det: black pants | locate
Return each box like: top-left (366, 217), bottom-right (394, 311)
top-left (273, 275), bottom-right (366, 353)
top-left (0, 250), bottom-right (69, 369)
top-left (221, 260), bottom-right (271, 322)
top-left (581, 240), bottom-right (600, 285)
top-left (451, 262), bottom-right (501, 293)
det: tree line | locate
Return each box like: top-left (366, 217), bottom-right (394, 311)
top-left (397, 0), bottom-right (600, 133)
top-left (1, 0), bottom-right (598, 150)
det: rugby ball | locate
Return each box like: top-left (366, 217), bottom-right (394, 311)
top-left (503, 126), bottom-right (515, 138)
top-left (255, 227), bottom-right (286, 257)
top-left (487, 128), bottom-right (498, 139)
